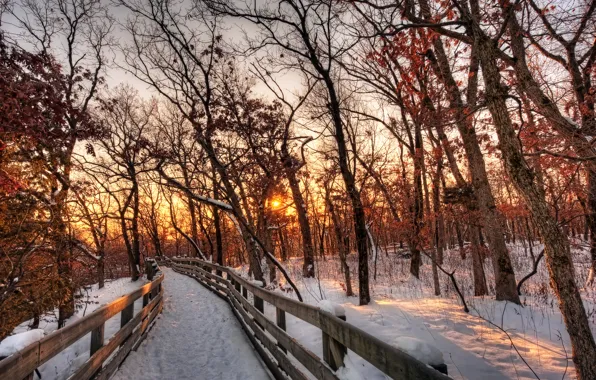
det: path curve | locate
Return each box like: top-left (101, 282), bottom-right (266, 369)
top-left (113, 267), bottom-right (271, 380)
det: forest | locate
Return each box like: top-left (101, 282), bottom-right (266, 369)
top-left (1, 0), bottom-right (595, 378)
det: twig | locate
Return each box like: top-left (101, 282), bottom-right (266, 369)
top-left (556, 330), bottom-right (568, 380)
top-left (421, 248), bottom-right (469, 312)
top-left (517, 249), bottom-right (545, 295)
top-left (476, 314), bottom-right (541, 379)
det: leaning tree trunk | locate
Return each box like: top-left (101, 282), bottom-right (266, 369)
top-left (425, 19), bottom-right (520, 303)
top-left (477, 32), bottom-right (596, 379)
top-left (282, 151), bottom-right (316, 277)
top-left (201, 134), bottom-right (265, 283)
top-left (324, 77), bottom-right (370, 305)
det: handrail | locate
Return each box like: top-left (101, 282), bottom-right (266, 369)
top-left (0, 265), bottom-right (164, 380)
top-left (167, 257), bottom-right (451, 380)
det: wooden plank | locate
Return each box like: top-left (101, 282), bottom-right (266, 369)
top-left (95, 296), bottom-right (163, 380)
top-left (323, 315), bottom-right (346, 371)
top-left (228, 294), bottom-right (305, 380)
top-left (0, 274), bottom-right (163, 380)
top-left (318, 312), bottom-right (451, 379)
top-left (171, 266), bottom-right (227, 300)
top-left (224, 270), bottom-right (321, 327)
top-left (38, 275), bottom-right (163, 365)
top-left (90, 324), bottom-right (104, 356)
top-left (89, 323), bottom-right (104, 378)
top-left (0, 342), bottom-right (39, 380)
top-left (121, 303), bottom-right (134, 329)
top-left (253, 286), bottom-right (264, 330)
top-left (276, 308), bottom-right (287, 354)
top-left (68, 291), bottom-right (163, 380)
top-left (227, 284), bottom-right (338, 380)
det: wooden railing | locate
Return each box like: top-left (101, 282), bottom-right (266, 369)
top-left (0, 266), bottom-right (164, 380)
top-left (167, 257), bottom-right (451, 380)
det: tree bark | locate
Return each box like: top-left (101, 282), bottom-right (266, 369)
top-left (326, 188), bottom-right (353, 297)
top-left (281, 149), bottom-right (315, 277)
top-left (476, 28), bottom-right (596, 378)
top-left (427, 40), bottom-right (520, 304)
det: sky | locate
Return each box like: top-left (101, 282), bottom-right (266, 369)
top-left (0, 0), bottom-right (304, 103)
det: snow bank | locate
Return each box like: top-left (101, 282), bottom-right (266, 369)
top-left (0, 329), bottom-right (44, 357)
top-left (318, 300), bottom-right (346, 317)
top-left (250, 280), bottom-right (264, 287)
top-left (335, 355), bottom-right (364, 380)
top-left (393, 336), bottom-right (443, 366)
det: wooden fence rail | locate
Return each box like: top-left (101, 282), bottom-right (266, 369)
top-left (0, 264), bottom-right (164, 380)
top-left (166, 257), bottom-right (451, 380)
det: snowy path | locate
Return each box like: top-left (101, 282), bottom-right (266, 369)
top-left (112, 268), bottom-right (271, 380)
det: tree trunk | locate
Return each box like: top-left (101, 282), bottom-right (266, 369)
top-left (326, 188), bottom-right (353, 297)
top-left (477, 30), bottom-right (596, 378)
top-left (470, 228), bottom-right (488, 296)
top-left (586, 169), bottom-right (596, 286)
top-left (426, 26), bottom-right (520, 304)
top-left (455, 221), bottom-right (465, 259)
top-left (188, 198), bottom-right (201, 257)
top-left (97, 256), bottom-right (105, 289)
top-left (213, 173), bottom-right (224, 266)
top-left (324, 77), bottom-right (369, 305)
top-left (410, 122), bottom-right (424, 279)
top-left (282, 151), bottom-right (315, 277)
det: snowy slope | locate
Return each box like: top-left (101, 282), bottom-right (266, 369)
top-left (112, 268), bottom-right (272, 380)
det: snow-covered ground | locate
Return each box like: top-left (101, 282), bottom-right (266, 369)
top-left (268, 277), bottom-right (571, 380)
top-left (3, 277), bottom-right (148, 380)
top-left (112, 267), bottom-right (272, 380)
top-left (231, 240), bottom-right (596, 380)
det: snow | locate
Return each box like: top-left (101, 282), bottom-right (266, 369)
top-left (336, 355), bottom-right (367, 380)
top-left (318, 300), bottom-right (346, 317)
top-left (113, 268), bottom-right (271, 380)
top-left (564, 116), bottom-right (580, 128)
top-left (393, 336), bottom-right (444, 366)
top-left (0, 329), bottom-right (44, 357)
top-left (5, 276), bottom-right (148, 380)
top-left (250, 280), bottom-right (264, 287)
top-left (162, 175), bottom-right (233, 210)
top-left (232, 240), bottom-right (591, 380)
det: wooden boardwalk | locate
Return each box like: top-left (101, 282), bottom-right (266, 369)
top-left (112, 268), bottom-right (271, 380)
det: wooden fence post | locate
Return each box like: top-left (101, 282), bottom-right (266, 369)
top-left (90, 322), bottom-right (105, 377)
top-left (322, 306), bottom-right (347, 371)
top-left (253, 284), bottom-right (264, 330)
top-left (276, 308), bottom-right (287, 353)
top-left (145, 260), bottom-right (155, 281)
top-left (121, 303), bottom-right (134, 328)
